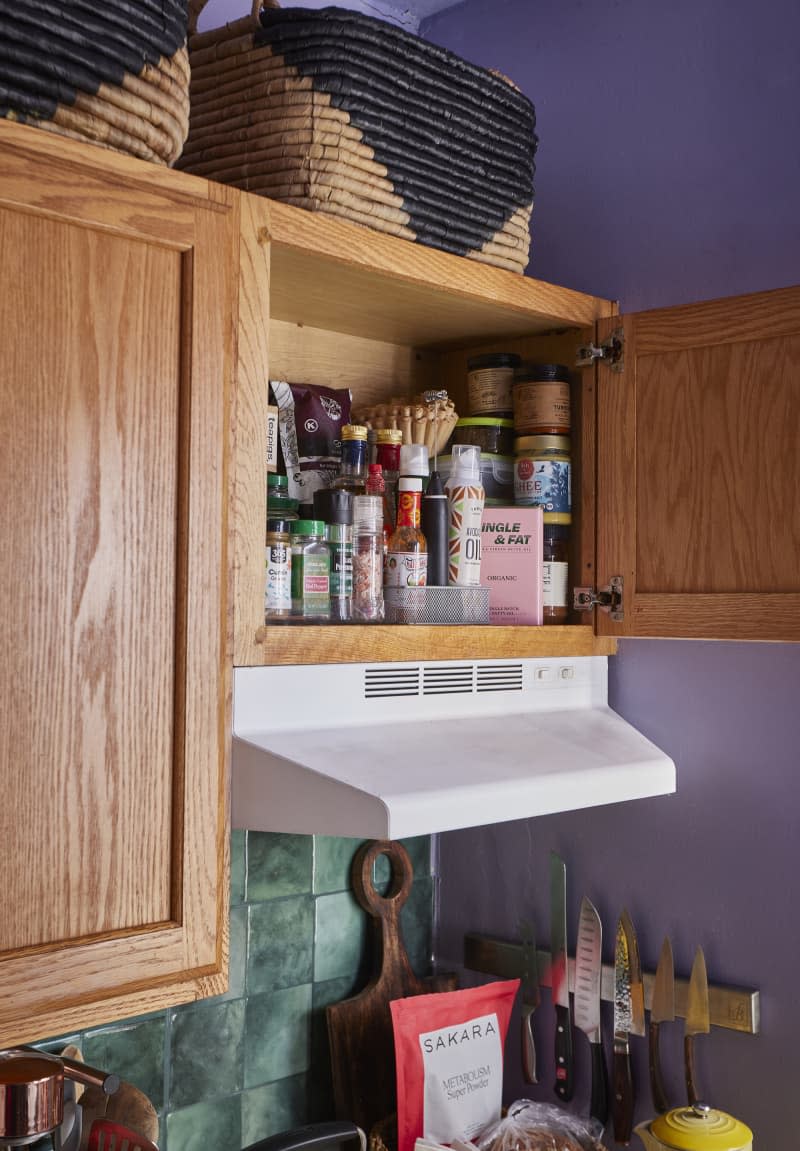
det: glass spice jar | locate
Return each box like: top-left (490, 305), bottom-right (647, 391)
top-left (314, 489), bottom-right (354, 623)
top-left (264, 518), bottom-right (292, 621)
top-left (290, 519), bottom-right (330, 620)
top-left (352, 494), bottom-right (385, 622)
top-left (334, 424), bottom-right (369, 494)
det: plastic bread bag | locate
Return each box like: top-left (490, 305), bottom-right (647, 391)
top-left (390, 979), bottom-right (520, 1151)
top-left (475, 1099), bottom-right (605, 1151)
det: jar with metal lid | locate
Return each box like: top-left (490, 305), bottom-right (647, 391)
top-left (267, 473), bottom-right (299, 521)
top-left (514, 434), bottom-right (572, 523)
top-left (290, 519), bottom-right (330, 620)
top-left (542, 524), bottom-right (570, 625)
top-left (334, 424), bottom-right (369, 494)
top-left (265, 518), bottom-right (292, 621)
top-left (466, 352), bottom-right (520, 416)
top-left (513, 362), bottom-right (571, 435)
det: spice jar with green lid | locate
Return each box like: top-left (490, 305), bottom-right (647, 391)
top-left (290, 519), bottom-right (330, 620)
top-left (267, 473), bottom-right (299, 521)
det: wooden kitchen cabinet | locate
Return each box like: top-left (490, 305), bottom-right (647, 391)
top-left (0, 122), bottom-right (235, 1045)
top-left (233, 193), bottom-right (800, 664)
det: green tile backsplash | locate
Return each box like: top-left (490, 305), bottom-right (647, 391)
top-left (39, 833), bottom-right (433, 1151)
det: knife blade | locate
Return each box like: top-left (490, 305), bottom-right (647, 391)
top-left (649, 936), bottom-right (675, 1114)
top-left (519, 917), bottom-right (541, 1083)
top-left (573, 895), bottom-right (608, 1126)
top-left (550, 851), bottom-right (574, 1102)
top-left (613, 909), bottom-right (645, 1146)
top-left (685, 946), bottom-right (710, 1106)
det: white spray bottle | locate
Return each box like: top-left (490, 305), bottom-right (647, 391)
top-left (445, 444), bottom-right (485, 586)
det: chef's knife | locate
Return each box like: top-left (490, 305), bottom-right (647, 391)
top-left (550, 851), bottom-right (574, 1102)
top-left (685, 946), bottom-right (710, 1106)
top-left (573, 895), bottom-right (608, 1126)
top-left (519, 917), bottom-right (541, 1083)
top-left (649, 936), bottom-right (675, 1114)
top-left (613, 909), bottom-right (645, 1146)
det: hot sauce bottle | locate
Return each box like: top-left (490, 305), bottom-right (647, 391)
top-left (384, 477), bottom-right (427, 624)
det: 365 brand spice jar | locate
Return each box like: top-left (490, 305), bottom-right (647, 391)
top-left (512, 362), bottom-right (571, 435)
top-left (514, 435), bottom-right (572, 523)
top-left (265, 518), bottom-right (292, 621)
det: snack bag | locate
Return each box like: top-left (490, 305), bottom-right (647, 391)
top-left (476, 1099), bottom-right (605, 1151)
top-left (271, 380), bottom-right (352, 508)
top-left (390, 980), bottom-right (519, 1151)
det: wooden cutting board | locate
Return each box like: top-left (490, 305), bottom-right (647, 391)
top-left (326, 840), bottom-right (458, 1138)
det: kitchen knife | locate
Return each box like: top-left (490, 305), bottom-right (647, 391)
top-left (685, 946), bottom-right (710, 1106)
top-left (519, 917), bottom-right (541, 1083)
top-left (649, 936), bottom-right (675, 1114)
top-left (573, 895), bottom-right (608, 1126)
top-left (613, 909), bottom-right (645, 1146)
top-left (550, 851), bottom-right (574, 1102)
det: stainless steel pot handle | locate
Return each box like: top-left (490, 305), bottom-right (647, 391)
top-left (243, 1121), bottom-right (366, 1151)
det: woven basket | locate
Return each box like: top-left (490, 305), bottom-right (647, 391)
top-left (0, 0), bottom-right (191, 165)
top-left (179, 3), bottom-right (537, 272)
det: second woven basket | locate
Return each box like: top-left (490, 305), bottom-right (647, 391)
top-left (179, 2), bottom-right (537, 272)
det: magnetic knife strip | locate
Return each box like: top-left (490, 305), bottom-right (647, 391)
top-left (463, 933), bottom-right (760, 1035)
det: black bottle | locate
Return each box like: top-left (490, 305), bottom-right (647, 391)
top-left (421, 469), bottom-right (448, 586)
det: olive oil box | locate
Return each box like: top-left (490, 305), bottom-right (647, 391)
top-left (480, 507), bottom-right (543, 625)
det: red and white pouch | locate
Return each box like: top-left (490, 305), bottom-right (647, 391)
top-left (390, 979), bottom-right (520, 1151)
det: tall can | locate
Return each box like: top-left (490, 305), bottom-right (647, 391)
top-left (445, 444), bottom-right (485, 586)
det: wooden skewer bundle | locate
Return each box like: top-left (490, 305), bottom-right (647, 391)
top-left (352, 392), bottom-right (458, 454)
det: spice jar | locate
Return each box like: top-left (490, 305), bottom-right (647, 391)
top-left (267, 473), bottom-right (299, 521)
top-left (466, 352), bottom-right (520, 416)
top-left (290, 519), bottom-right (330, 620)
top-left (542, 524), bottom-right (570, 624)
top-left (314, 489), bottom-right (354, 623)
top-left (265, 518), bottom-right (292, 621)
top-left (513, 362), bottom-right (571, 435)
top-left (352, 494), bottom-right (385, 622)
top-left (334, 424), bottom-right (369, 494)
top-left (514, 435), bottom-right (572, 523)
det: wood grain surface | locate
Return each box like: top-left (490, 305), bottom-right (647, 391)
top-left (0, 120), bottom-right (234, 1045)
top-left (327, 841), bottom-right (457, 1136)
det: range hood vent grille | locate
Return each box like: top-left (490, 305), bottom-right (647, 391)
top-left (363, 662), bottom-right (525, 699)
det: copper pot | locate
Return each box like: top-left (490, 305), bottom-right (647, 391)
top-left (0, 1051), bottom-right (64, 1146)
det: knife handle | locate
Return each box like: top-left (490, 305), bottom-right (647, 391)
top-left (590, 1039), bottom-right (609, 1127)
top-left (685, 1034), bottom-right (700, 1106)
top-left (613, 1045), bottom-right (634, 1146)
top-left (553, 1003), bottom-right (574, 1102)
top-left (649, 1021), bottom-right (670, 1114)
top-left (522, 1007), bottom-right (538, 1084)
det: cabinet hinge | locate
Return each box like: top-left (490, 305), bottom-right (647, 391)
top-left (573, 576), bottom-right (624, 621)
top-left (575, 327), bottom-right (624, 372)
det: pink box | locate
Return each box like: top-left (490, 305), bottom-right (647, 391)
top-left (480, 507), bottom-right (543, 625)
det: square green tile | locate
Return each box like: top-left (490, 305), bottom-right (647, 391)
top-left (312, 836), bottom-right (364, 895)
top-left (209, 904), bottom-right (247, 1004)
top-left (247, 832), bottom-right (313, 902)
top-left (241, 1073), bottom-right (309, 1147)
top-left (166, 1095), bottom-right (241, 1151)
top-left (244, 983), bottom-right (312, 1088)
top-left (313, 891), bottom-right (368, 984)
top-left (309, 976), bottom-right (362, 1117)
top-left (400, 876), bottom-right (434, 977)
top-left (82, 1015), bottom-right (166, 1111)
top-left (248, 896), bottom-right (314, 994)
top-left (231, 829), bottom-right (247, 907)
top-left (169, 998), bottom-right (245, 1109)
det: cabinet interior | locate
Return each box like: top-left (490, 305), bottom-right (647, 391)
top-left (234, 197), bottom-right (618, 666)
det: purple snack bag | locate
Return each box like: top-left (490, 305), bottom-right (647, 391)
top-left (271, 380), bottom-right (352, 507)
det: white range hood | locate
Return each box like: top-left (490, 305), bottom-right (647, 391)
top-left (232, 656), bottom-right (676, 839)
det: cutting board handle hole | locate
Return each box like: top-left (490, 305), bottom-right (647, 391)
top-left (352, 839), bottom-right (413, 917)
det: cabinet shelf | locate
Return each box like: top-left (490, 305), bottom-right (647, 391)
top-left (252, 623), bottom-right (616, 666)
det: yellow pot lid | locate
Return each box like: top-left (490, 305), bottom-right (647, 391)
top-left (651, 1104), bottom-right (753, 1151)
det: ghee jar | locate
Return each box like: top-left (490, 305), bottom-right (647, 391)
top-left (513, 435), bottom-right (571, 523)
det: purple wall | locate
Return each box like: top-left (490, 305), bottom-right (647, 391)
top-left (422, 1), bottom-right (800, 1144)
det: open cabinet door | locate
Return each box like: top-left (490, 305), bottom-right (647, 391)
top-left (595, 285), bottom-right (800, 640)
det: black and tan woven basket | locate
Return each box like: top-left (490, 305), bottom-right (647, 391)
top-left (0, 0), bottom-right (191, 165)
top-left (180, 3), bottom-right (537, 273)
